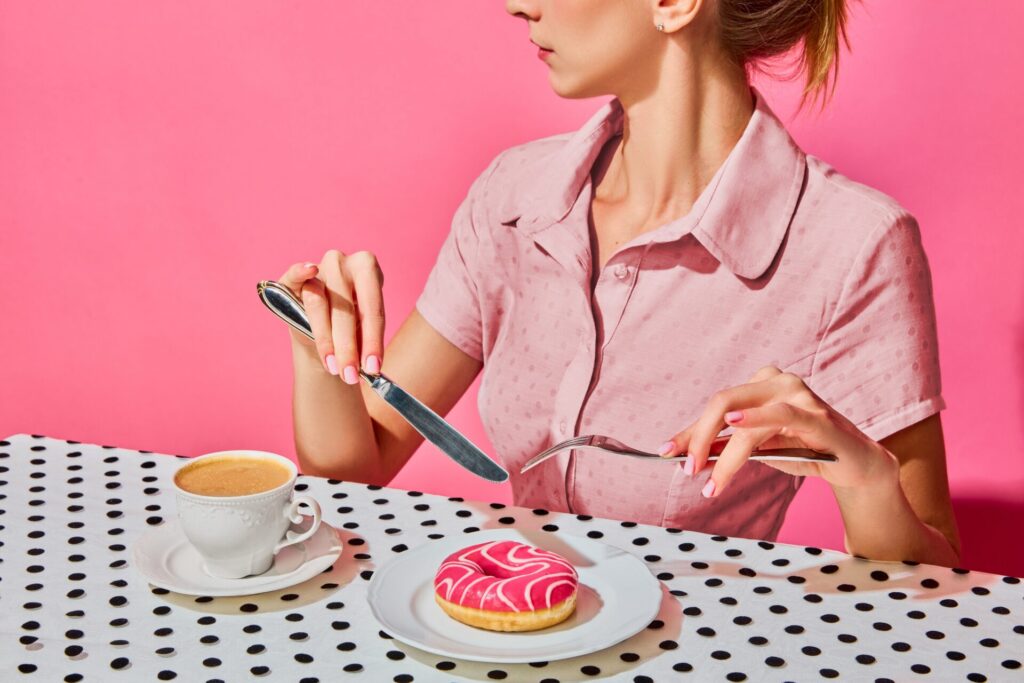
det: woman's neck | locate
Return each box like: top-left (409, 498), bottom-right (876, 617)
top-left (592, 64), bottom-right (755, 230)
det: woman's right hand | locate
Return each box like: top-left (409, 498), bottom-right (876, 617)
top-left (278, 250), bottom-right (386, 385)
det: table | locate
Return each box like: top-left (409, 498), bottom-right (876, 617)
top-left (1, 434), bottom-right (1021, 682)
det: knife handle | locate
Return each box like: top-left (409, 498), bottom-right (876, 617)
top-left (257, 280), bottom-right (378, 386)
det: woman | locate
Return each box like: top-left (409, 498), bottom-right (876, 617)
top-left (278, 0), bottom-right (961, 567)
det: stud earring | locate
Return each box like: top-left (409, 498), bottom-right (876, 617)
top-left (656, 22), bottom-right (665, 31)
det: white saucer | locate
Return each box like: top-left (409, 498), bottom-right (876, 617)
top-left (367, 529), bottom-right (663, 663)
top-left (130, 519), bottom-right (343, 596)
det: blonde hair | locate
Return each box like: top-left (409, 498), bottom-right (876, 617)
top-left (718, 0), bottom-right (852, 110)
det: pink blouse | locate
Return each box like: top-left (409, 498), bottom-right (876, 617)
top-left (415, 87), bottom-right (944, 540)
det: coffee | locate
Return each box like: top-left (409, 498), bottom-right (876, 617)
top-left (175, 456), bottom-right (292, 497)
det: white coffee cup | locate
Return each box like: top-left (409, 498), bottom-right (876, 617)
top-left (173, 450), bottom-right (322, 579)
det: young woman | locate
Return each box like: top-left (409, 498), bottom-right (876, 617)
top-left (277, 0), bottom-right (961, 567)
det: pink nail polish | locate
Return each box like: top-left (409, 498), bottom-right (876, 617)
top-left (658, 441), bottom-right (674, 456)
top-left (682, 457), bottom-right (695, 476)
top-left (702, 479), bottom-right (717, 498)
top-left (343, 365), bottom-right (358, 384)
top-left (325, 354), bottom-right (339, 376)
top-left (365, 355), bottom-right (381, 374)
top-left (725, 410), bottom-right (744, 423)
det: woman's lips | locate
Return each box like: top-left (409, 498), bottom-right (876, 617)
top-left (537, 47), bottom-right (553, 61)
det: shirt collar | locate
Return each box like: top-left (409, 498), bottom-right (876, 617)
top-left (497, 86), bottom-right (807, 280)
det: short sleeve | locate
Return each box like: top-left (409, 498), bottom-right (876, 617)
top-left (807, 210), bottom-right (946, 442)
top-left (414, 153), bottom-right (505, 362)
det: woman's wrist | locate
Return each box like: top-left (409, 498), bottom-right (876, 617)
top-left (829, 442), bottom-right (901, 497)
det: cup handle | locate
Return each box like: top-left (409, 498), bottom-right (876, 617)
top-left (273, 495), bottom-right (323, 554)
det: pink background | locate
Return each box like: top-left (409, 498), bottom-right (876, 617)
top-left (3, 2), bottom-right (1022, 576)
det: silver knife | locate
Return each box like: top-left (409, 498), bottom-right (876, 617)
top-left (256, 279), bottom-right (509, 483)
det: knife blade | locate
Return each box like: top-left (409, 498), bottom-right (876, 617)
top-left (256, 279), bottom-right (509, 483)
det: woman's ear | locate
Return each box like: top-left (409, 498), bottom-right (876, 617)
top-left (650, 0), bottom-right (705, 33)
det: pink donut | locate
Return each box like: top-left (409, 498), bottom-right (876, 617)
top-left (434, 540), bottom-right (579, 621)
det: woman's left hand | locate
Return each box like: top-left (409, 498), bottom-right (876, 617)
top-left (659, 366), bottom-right (900, 498)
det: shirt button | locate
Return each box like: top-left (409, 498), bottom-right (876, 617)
top-left (559, 420), bottom-right (568, 435)
top-left (613, 264), bottom-right (629, 280)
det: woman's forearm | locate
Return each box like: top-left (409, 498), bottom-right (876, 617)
top-left (831, 473), bottom-right (961, 567)
top-left (290, 342), bottom-right (389, 485)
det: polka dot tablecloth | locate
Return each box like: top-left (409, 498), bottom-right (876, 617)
top-left (1, 434), bottom-right (1021, 683)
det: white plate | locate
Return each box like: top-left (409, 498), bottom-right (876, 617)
top-left (367, 529), bottom-right (662, 663)
top-left (130, 519), bottom-right (343, 597)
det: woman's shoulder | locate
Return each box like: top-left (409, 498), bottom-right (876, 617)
top-left (803, 154), bottom-right (916, 228)
top-left (800, 154), bottom-right (924, 259)
top-left (467, 131), bottom-right (580, 224)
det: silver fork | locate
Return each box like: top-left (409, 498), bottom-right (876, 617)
top-left (519, 433), bottom-right (836, 474)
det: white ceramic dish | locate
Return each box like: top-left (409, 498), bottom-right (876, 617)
top-left (130, 519), bottom-right (342, 597)
top-left (367, 529), bottom-right (662, 663)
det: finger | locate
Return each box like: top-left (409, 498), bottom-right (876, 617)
top-left (725, 402), bottom-right (843, 455)
top-left (687, 379), bottom-right (787, 475)
top-left (299, 278), bottom-right (336, 374)
top-left (747, 365), bottom-right (782, 384)
top-left (278, 261), bottom-right (320, 298)
top-left (320, 251), bottom-right (361, 385)
top-left (703, 427), bottom-right (776, 498)
top-left (344, 251), bottom-right (385, 375)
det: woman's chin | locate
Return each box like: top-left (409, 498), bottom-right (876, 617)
top-left (547, 74), bottom-right (601, 100)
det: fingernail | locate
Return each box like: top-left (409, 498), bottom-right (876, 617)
top-left (364, 355), bottom-right (381, 374)
top-left (325, 354), bottom-right (339, 375)
top-left (343, 365), bottom-right (358, 384)
top-left (304, 262), bottom-right (317, 268)
top-left (725, 410), bottom-right (744, 423)
top-left (658, 441), bottom-right (674, 456)
top-left (702, 478), bottom-right (717, 498)
top-left (682, 457), bottom-right (695, 476)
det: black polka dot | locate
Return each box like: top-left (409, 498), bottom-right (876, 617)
top-left (659, 640), bottom-right (679, 650)
top-left (711, 650), bottom-right (731, 660)
top-left (765, 656), bottom-right (785, 667)
top-left (620, 652), bottom-right (640, 662)
top-left (910, 664), bottom-right (930, 674)
top-left (856, 654), bottom-right (876, 664)
top-left (110, 657), bottom-right (130, 670)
